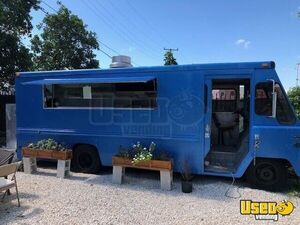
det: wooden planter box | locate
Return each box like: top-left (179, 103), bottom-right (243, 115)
top-left (112, 156), bottom-right (172, 171)
top-left (22, 148), bottom-right (72, 160)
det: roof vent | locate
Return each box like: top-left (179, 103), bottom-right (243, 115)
top-left (110, 55), bottom-right (133, 68)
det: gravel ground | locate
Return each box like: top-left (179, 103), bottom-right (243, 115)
top-left (0, 167), bottom-right (299, 225)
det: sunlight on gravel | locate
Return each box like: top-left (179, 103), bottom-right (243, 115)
top-left (0, 168), bottom-right (299, 225)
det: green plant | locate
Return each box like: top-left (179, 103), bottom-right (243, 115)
top-left (116, 145), bottom-right (130, 158)
top-left (288, 181), bottom-right (300, 198)
top-left (287, 168), bottom-right (300, 197)
top-left (131, 142), bottom-right (156, 165)
top-left (164, 50), bottom-right (178, 66)
top-left (0, 0), bottom-right (39, 92)
top-left (154, 150), bottom-right (170, 161)
top-left (31, 5), bottom-right (99, 70)
top-left (287, 86), bottom-right (300, 119)
top-left (27, 138), bottom-right (66, 151)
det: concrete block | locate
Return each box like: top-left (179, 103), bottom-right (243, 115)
top-left (23, 157), bottom-right (37, 174)
top-left (160, 170), bottom-right (172, 191)
top-left (112, 166), bottom-right (124, 184)
top-left (57, 159), bottom-right (71, 178)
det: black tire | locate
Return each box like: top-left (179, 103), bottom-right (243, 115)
top-left (246, 159), bottom-right (287, 192)
top-left (72, 145), bottom-right (101, 174)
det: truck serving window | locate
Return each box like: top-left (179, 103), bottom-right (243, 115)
top-left (44, 79), bottom-right (157, 109)
top-left (255, 82), bottom-right (296, 124)
top-left (212, 89), bottom-right (236, 112)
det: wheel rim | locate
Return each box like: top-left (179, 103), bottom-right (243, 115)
top-left (256, 163), bottom-right (277, 184)
top-left (78, 152), bottom-right (93, 169)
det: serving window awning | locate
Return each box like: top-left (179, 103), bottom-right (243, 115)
top-left (22, 76), bottom-right (156, 85)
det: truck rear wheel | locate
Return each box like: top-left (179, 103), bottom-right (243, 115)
top-left (246, 159), bottom-right (287, 191)
top-left (72, 145), bottom-right (101, 174)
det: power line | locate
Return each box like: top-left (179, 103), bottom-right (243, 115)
top-left (84, 0), bottom-right (160, 60)
top-left (36, 0), bottom-right (141, 65)
top-left (31, 0), bottom-right (116, 63)
top-left (124, 0), bottom-right (169, 45)
top-left (83, 0), bottom-right (153, 62)
top-left (98, 41), bottom-right (139, 66)
top-left (41, 0), bottom-right (58, 13)
top-left (99, 49), bottom-right (112, 59)
top-left (28, 0), bottom-right (49, 15)
top-left (40, 0), bottom-right (147, 66)
top-left (41, 1), bottom-right (125, 61)
top-left (92, 0), bottom-right (160, 57)
top-left (124, 0), bottom-right (188, 63)
top-left (99, 40), bottom-right (120, 56)
top-left (107, 0), bottom-right (163, 50)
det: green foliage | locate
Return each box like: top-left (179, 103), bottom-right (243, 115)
top-left (31, 5), bottom-right (99, 70)
top-left (116, 142), bottom-right (157, 164)
top-left (164, 50), bottom-right (178, 66)
top-left (0, 0), bottom-right (39, 91)
top-left (27, 138), bottom-right (66, 151)
top-left (287, 86), bottom-right (300, 119)
top-left (131, 142), bottom-right (156, 165)
top-left (287, 168), bottom-right (300, 198)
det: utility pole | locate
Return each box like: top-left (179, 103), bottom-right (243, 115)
top-left (297, 63), bottom-right (300, 86)
top-left (164, 48), bottom-right (178, 53)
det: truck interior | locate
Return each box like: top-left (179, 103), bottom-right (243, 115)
top-left (205, 79), bottom-right (250, 173)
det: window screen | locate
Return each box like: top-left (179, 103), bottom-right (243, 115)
top-left (44, 79), bottom-right (157, 109)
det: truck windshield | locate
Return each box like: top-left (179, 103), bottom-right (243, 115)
top-left (255, 82), bottom-right (296, 124)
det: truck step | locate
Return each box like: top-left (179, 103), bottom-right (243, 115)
top-left (204, 164), bottom-right (235, 173)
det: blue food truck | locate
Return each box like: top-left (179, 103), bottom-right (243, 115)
top-left (15, 61), bottom-right (300, 190)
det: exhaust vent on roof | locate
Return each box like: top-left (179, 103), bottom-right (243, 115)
top-left (110, 55), bottom-right (133, 68)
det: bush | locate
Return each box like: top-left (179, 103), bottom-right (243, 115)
top-left (27, 138), bottom-right (66, 151)
top-left (287, 86), bottom-right (300, 119)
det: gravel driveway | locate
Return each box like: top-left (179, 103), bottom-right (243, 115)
top-left (0, 167), bottom-right (299, 225)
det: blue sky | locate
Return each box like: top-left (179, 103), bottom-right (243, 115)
top-left (29, 0), bottom-right (300, 89)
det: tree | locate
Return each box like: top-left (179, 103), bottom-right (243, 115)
top-left (164, 50), bottom-right (178, 66)
top-left (31, 6), bottom-right (100, 70)
top-left (0, 0), bottom-right (39, 92)
top-left (287, 86), bottom-right (300, 119)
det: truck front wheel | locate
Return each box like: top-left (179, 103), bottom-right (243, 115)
top-left (72, 145), bottom-right (101, 174)
top-left (246, 159), bottom-right (287, 191)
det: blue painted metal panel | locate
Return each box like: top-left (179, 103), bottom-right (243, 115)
top-left (15, 62), bottom-right (300, 177)
top-left (248, 69), bottom-right (300, 176)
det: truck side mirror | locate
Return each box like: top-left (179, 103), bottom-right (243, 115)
top-left (266, 79), bottom-right (277, 118)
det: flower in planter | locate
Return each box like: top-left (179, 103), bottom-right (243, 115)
top-left (131, 142), bottom-right (156, 165)
top-left (27, 143), bottom-right (35, 148)
top-left (27, 139), bottom-right (67, 151)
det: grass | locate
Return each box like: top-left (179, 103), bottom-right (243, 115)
top-left (288, 179), bottom-right (300, 198)
top-left (287, 168), bottom-right (300, 198)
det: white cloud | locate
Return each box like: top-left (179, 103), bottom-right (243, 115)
top-left (235, 39), bottom-right (251, 49)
